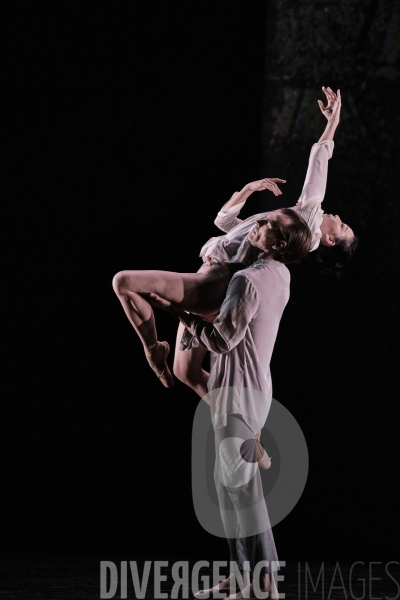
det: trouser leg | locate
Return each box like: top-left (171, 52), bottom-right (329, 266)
top-left (214, 414), bottom-right (279, 575)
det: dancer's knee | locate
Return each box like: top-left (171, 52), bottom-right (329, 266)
top-left (112, 271), bottom-right (129, 295)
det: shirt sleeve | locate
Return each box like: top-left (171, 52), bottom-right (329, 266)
top-left (292, 140), bottom-right (334, 220)
top-left (214, 192), bottom-right (246, 233)
top-left (289, 140), bottom-right (334, 252)
top-left (187, 274), bottom-right (259, 353)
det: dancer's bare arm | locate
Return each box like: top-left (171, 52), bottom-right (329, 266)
top-left (220, 178), bottom-right (285, 213)
top-left (291, 87), bottom-right (341, 235)
top-left (214, 178), bottom-right (286, 235)
top-left (318, 86), bottom-right (341, 142)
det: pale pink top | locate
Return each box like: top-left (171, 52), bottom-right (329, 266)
top-left (199, 140), bottom-right (334, 265)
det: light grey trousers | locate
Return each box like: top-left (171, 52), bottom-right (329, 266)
top-left (214, 413), bottom-right (279, 575)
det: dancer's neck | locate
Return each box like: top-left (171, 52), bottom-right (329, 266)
top-left (249, 245), bottom-right (277, 263)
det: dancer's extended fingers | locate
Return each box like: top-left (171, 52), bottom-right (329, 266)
top-left (266, 182), bottom-right (280, 195)
top-left (322, 86), bottom-right (331, 102)
top-left (327, 86), bottom-right (337, 100)
top-left (263, 181), bottom-right (278, 193)
top-left (326, 85), bottom-right (335, 96)
top-left (269, 178), bottom-right (286, 183)
top-left (269, 184), bottom-right (282, 196)
top-left (268, 180), bottom-right (282, 188)
top-left (267, 181), bottom-right (279, 190)
top-left (205, 255), bottom-right (224, 266)
top-left (149, 293), bottom-right (171, 309)
top-left (333, 93), bottom-right (342, 115)
top-left (325, 88), bottom-right (337, 105)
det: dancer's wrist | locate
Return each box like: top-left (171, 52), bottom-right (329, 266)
top-left (318, 120), bottom-right (338, 143)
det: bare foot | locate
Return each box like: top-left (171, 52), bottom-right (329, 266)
top-left (194, 576), bottom-right (240, 598)
top-left (264, 571), bottom-right (279, 599)
top-left (225, 583), bottom-right (257, 599)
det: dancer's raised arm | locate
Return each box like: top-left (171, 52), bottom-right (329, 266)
top-left (200, 88), bottom-right (355, 269)
top-left (290, 87), bottom-right (341, 252)
top-left (215, 178), bottom-right (285, 233)
top-left (290, 86), bottom-right (357, 273)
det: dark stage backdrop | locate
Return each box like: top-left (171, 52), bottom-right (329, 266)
top-left (3, 0), bottom-right (399, 568)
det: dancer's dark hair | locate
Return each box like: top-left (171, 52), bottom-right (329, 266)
top-left (271, 208), bottom-right (312, 264)
top-left (315, 235), bottom-right (359, 278)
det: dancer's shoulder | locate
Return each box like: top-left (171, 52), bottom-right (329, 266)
top-left (236, 259), bottom-right (290, 286)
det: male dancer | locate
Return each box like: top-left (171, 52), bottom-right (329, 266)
top-left (149, 208), bottom-right (312, 599)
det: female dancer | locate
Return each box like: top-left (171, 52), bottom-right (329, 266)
top-left (112, 87), bottom-right (357, 391)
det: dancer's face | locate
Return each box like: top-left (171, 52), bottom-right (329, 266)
top-left (248, 210), bottom-right (288, 254)
top-left (320, 213), bottom-right (354, 247)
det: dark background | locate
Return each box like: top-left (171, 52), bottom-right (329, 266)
top-left (3, 0), bottom-right (399, 567)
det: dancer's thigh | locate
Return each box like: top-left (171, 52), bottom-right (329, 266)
top-left (116, 266), bottom-right (229, 314)
top-left (173, 322), bottom-right (208, 377)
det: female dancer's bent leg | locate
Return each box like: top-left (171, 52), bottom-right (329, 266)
top-left (112, 265), bottom-right (229, 388)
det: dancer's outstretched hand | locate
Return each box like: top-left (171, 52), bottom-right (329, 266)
top-left (205, 255), bottom-right (224, 266)
top-left (318, 87), bottom-right (341, 123)
top-left (246, 178), bottom-right (286, 196)
top-left (149, 293), bottom-right (172, 311)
